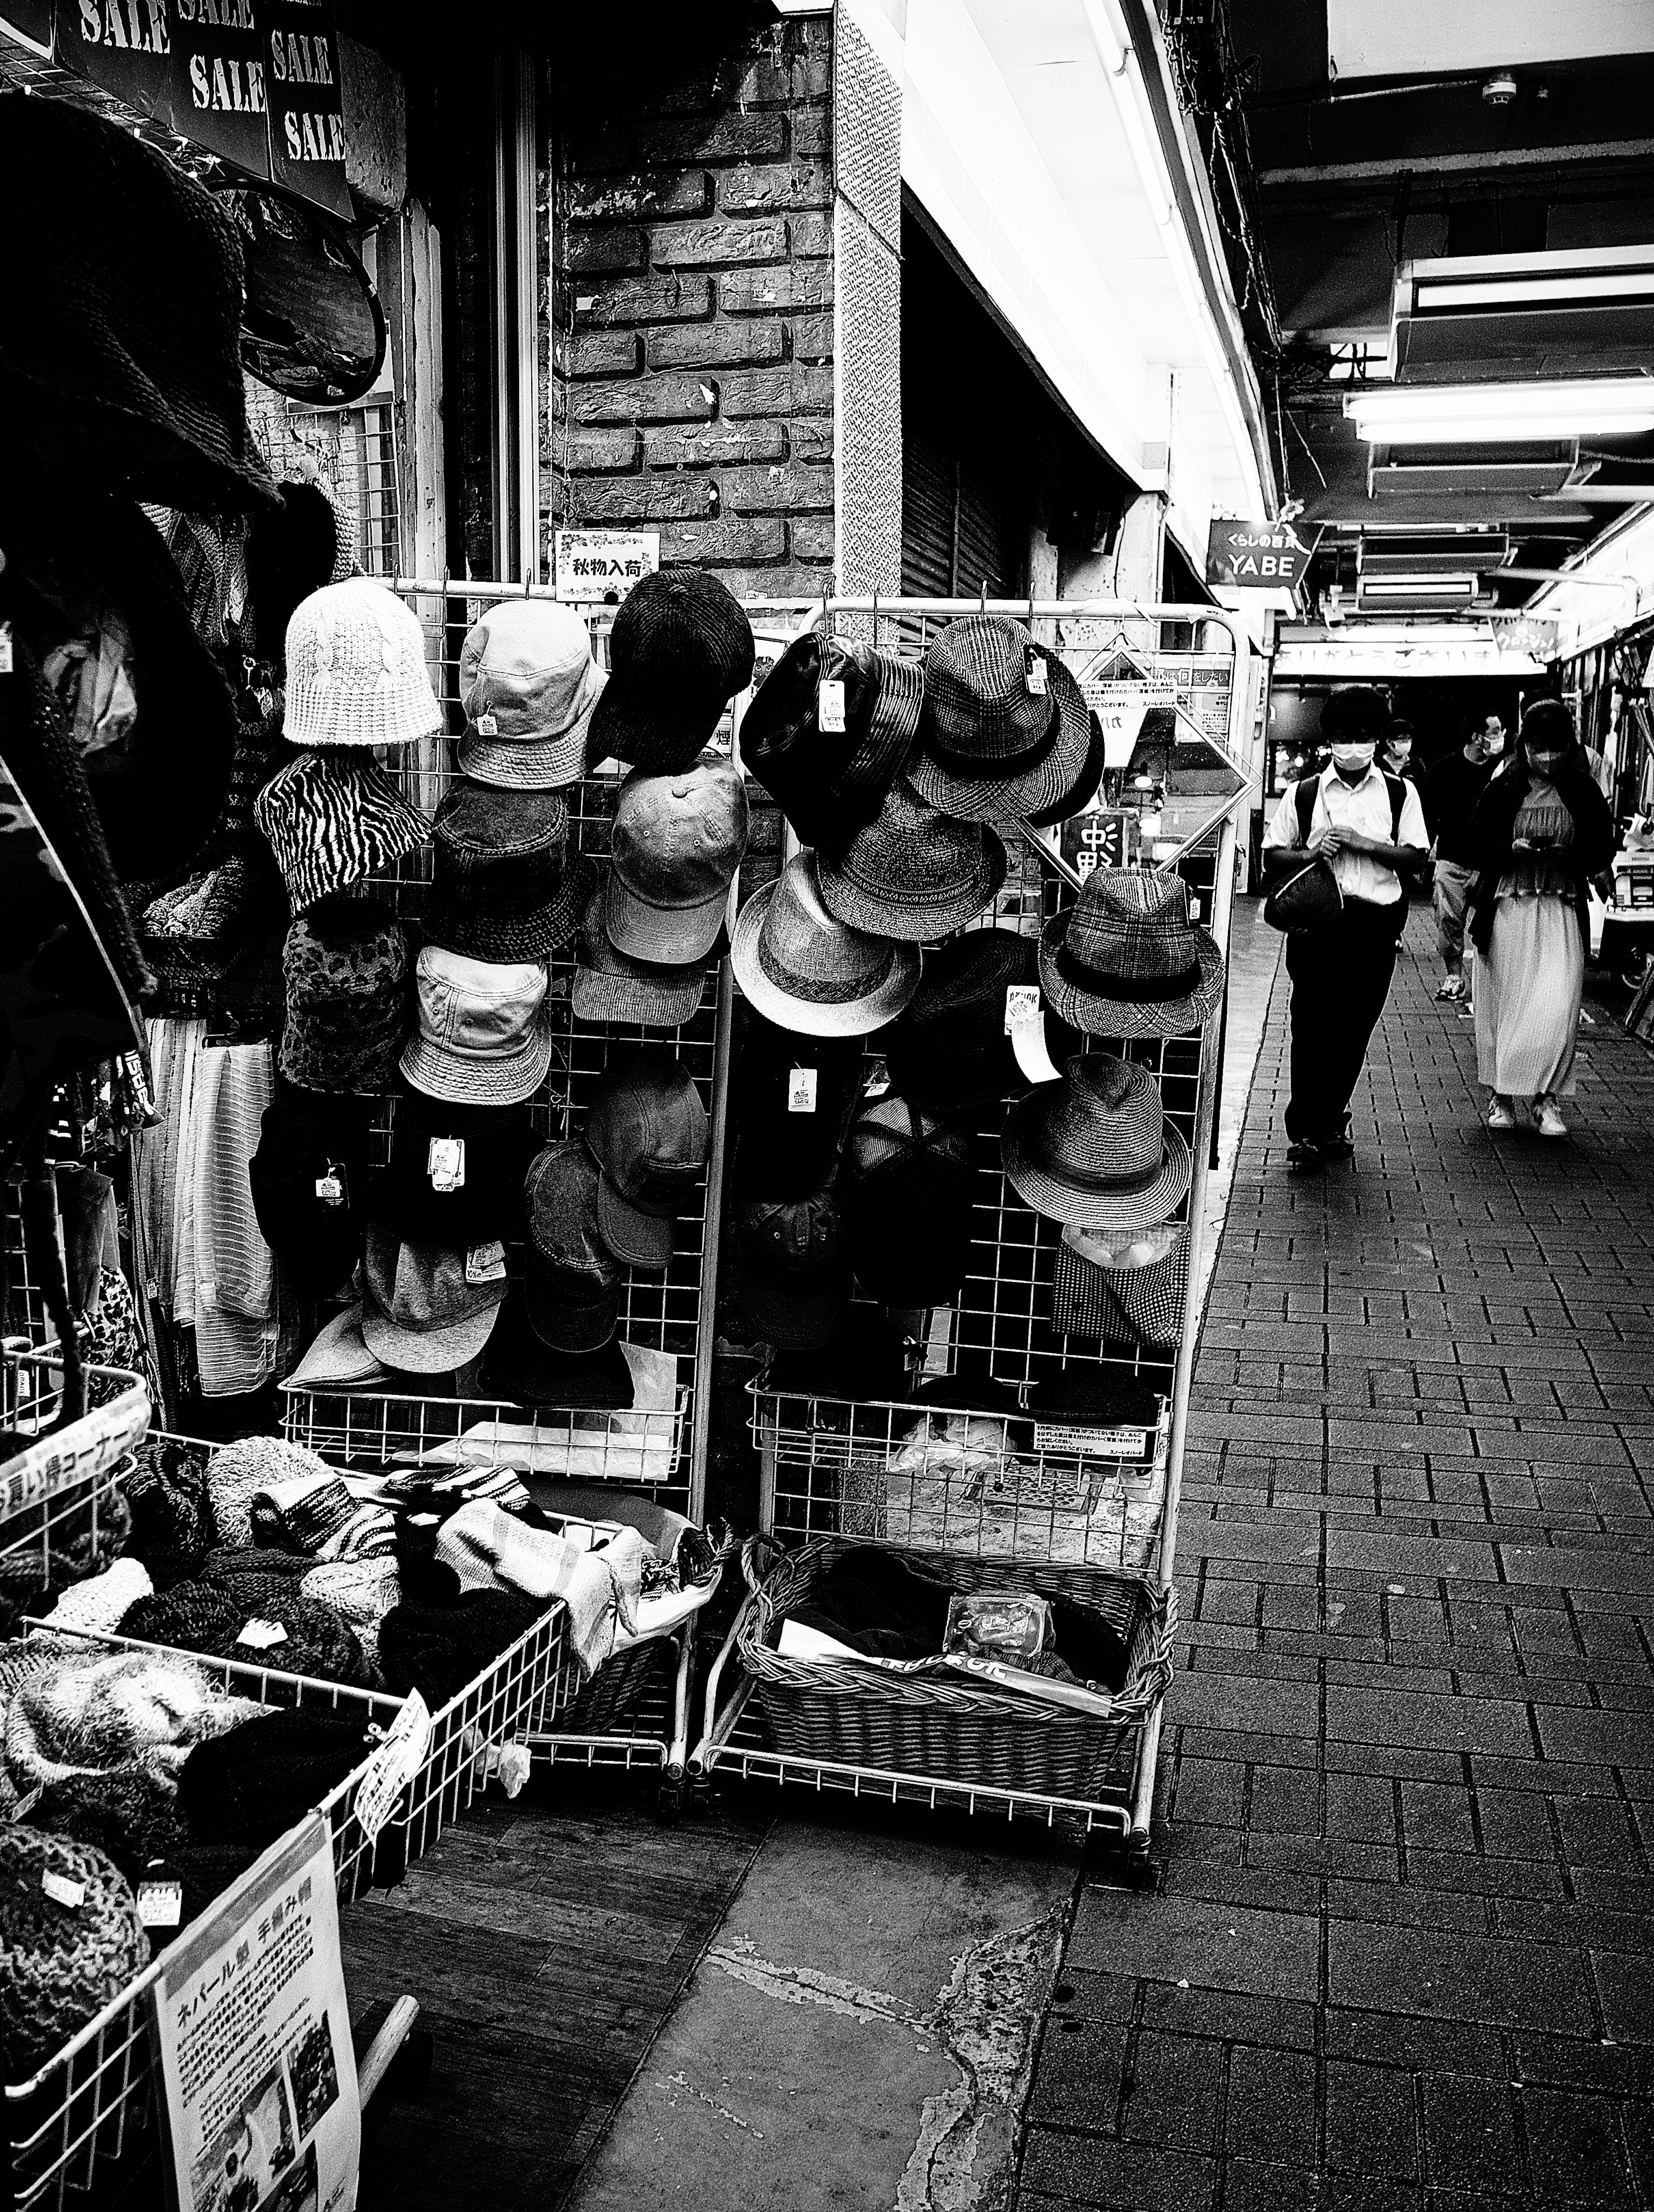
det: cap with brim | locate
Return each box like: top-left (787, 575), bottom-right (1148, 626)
top-left (1038, 869), bottom-right (1225, 1040)
top-left (908, 632), bottom-right (1092, 826)
top-left (573, 874), bottom-right (705, 1029)
top-left (736, 1194), bottom-right (851, 1351)
top-left (400, 1010), bottom-right (552, 1107)
top-left (1025, 683), bottom-right (1108, 831)
top-left (399, 944), bottom-right (554, 1107)
top-left (817, 779), bottom-right (1006, 943)
top-left (523, 1140), bottom-right (622, 1352)
top-left (1001, 1056), bottom-right (1193, 1230)
top-left (457, 665), bottom-right (606, 791)
top-left (594, 1174), bottom-right (679, 1271)
top-left (361, 1224), bottom-right (507, 1374)
top-left (480, 1290), bottom-right (635, 1410)
top-left (603, 756), bottom-right (748, 965)
top-left (421, 785), bottom-right (590, 965)
top-left (525, 1258), bottom-right (620, 1354)
top-left (731, 854), bottom-right (921, 1040)
top-left (603, 869), bottom-right (730, 969)
top-left (285, 1305), bottom-right (390, 1390)
top-left (249, 1082), bottom-right (372, 1296)
top-left (588, 571), bottom-right (756, 776)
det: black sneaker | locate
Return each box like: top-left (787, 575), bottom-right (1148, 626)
top-left (1321, 1132), bottom-right (1355, 1159)
top-left (1286, 1140), bottom-right (1323, 1170)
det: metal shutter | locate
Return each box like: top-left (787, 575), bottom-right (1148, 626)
top-left (902, 430), bottom-right (955, 599)
top-left (954, 466), bottom-right (1022, 600)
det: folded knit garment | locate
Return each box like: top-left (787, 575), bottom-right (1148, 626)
top-left (377, 1589), bottom-right (543, 1708)
top-left (121, 1438), bottom-right (216, 1558)
top-left (177, 1707), bottom-right (379, 1848)
top-left (299, 1560), bottom-right (400, 1662)
top-left (26, 1770), bottom-right (187, 1891)
top-left (435, 1499), bottom-right (647, 1675)
top-left (206, 1436), bottom-right (336, 1549)
top-left (0, 1827), bottom-right (149, 2082)
top-left (4, 1650), bottom-right (266, 1800)
top-left (117, 1584), bottom-right (374, 1691)
top-left (249, 1475), bottom-right (397, 1563)
top-left (34, 1557), bottom-right (155, 1642)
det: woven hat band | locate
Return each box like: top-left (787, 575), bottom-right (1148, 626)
top-left (1049, 1150), bottom-right (1166, 1197)
top-left (758, 930), bottom-right (894, 1006)
top-left (1054, 941), bottom-right (1202, 1003)
top-left (924, 704), bottom-right (1060, 782)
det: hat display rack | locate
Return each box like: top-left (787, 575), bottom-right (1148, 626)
top-left (686, 592), bottom-right (1249, 1853)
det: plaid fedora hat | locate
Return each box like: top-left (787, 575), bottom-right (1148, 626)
top-left (909, 616), bottom-right (1091, 826)
top-left (255, 752), bottom-right (429, 913)
top-left (1026, 696), bottom-right (1108, 832)
top-left (1001, 1053), bottom-right (1192, 1229)
top-left (816, 778), bottom-right (1005, 943)
top-left (574, 871), bottom-right (706, 1029)
top-left (732, 854), bottom-right (921, 1039)
top-left (740, 632), bottom-right (923, 857)
top-left (882, 929), bottom-right (1083, 1112)
top-left (1040, 869), bottom-right (1225, 1039)
top-left (423, 782), bottom-right (590, 963)
top-left (588, 570), bottom-right (755, 775)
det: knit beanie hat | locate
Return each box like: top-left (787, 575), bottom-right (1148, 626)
top-left (377, 1589), bottom-right (542, 1708)
top-left (122, 1438), bottom-right (216, 1559)
top-left (0, 1827), bottom-right (149, 2082)
top-left (200, 1547), bottom-right (319, 1624)
top-left (206, 1438), bottom-right (336, 1549)
top-left (283, 580), bottom-right (444, 750)
top-left (4, 1650), bottom-right (262, 1798)
top-left (117, 1584), bottom-right (374, 1692)
top-left (34, 1557), bottom-right (154, 1642)
top-left (177, 1707), bottom-right (378, 1847)
top-left (26, 1770), bottom-right (187, 1894)
top-left (300, 1560), bottom-right (401, 1662)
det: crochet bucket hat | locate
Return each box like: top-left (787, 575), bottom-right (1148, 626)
top-left (588, 570), bottom-right (755, 774)
top-left (574, 873), bottom-right (706, 1029)
top-left (422, 782), bottom-right (590, 963)
top-left (740, 633), bottom-right (924, 857)
top-left (399, 943), bottom-right (553, 1106)
top-left (1039, 869), bottom-right (1225, 1039)
top-left (255, 751), bottom-right (430, 913)
top-left (731, 854), bottom-right (921, 1039)
top-left (816, 778), bottom-right (1006, 942)
top-left (604, 755), bottom-right (749, 964)
top-left (909, 615), bottom-right (1091, 826)
top-left (277, 897), bottom-right (411, 1094)
top-left (1001, 1053), bottom-right (1193, 1230)
top-left (458, 599), bottom-right (605, 788)
top-left (283, 579), bottom-right (444, 750)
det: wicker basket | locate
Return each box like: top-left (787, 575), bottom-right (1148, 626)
top-left (737, 1536), bottom-right (1176, 1802)
top-left (557, 1630), bottom-right (672, 1736)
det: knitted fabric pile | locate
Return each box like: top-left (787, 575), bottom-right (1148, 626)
top-left (178, 1707), bottom-right (379, 1846)
top-left (118, 1584), bottom-right (372, 1692)
top-left (3, 1650), bottom-right (265, 1800)
top-left (0, 1828), bottom-right (149, 2081)
top-left (377, 1589), bottom-right (543, 1707)
top-left (122, 1438), bottom-right (216, 1559)
top-left (205, 1436), bottom-right (337, 1548)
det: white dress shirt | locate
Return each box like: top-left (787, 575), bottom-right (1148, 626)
top-left (1265, 763), bottom-right (1428, 908)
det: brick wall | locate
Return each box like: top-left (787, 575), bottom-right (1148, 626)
top-left (545, 16), bottom-right (835, 598)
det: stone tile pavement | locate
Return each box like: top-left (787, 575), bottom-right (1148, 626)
top-left (1016, 902), bottom-right (1654, 2212)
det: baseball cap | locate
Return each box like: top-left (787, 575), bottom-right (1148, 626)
top-left (840, 1095), bottom-right (978, 1309)
top-left (588, 570), bottom-right (755, 775)
top-left (284, 1304), bottom-right (391, 1390)
top-left (457, 599), bottom-right (605, 789)
top-left (369, 1084), bottom-right (538, 1248)
top-left (728, 1016), bottom-right (865, 1201)
top-left (523, 1142), bottom-right (623, 1353)
top-left (249, 1081), bottom-right (372, 1298)
top-left (361, 1223), bottom-right (507, 1375)
top-left (584, 1045), bottom-right (710, 1268)
top-left (735, 1188), bottom-right (851, 1351)
top-left (399, 942), bottom-right (553, 1105)
top-left (479, 1289), bottom-right (634, 1411)
top-left (573, 872), bottom-right (706, 1029)
top-left (604, 754), bottom-right (749, 964)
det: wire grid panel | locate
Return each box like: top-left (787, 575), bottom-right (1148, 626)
top-left (0, 1349), bottom-right (150, 1531)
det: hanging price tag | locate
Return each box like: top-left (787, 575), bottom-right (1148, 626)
top-left (42, 1871), bottom-right (86, 1909)
top-left (137, 1879), bottom-right (183, 1930)
top-left (1025, 647), bottom-right (1048, 697)
top-left (817, 679), bottom-right (846, 733)
top-left (476, 713), bottom-right (499, 736)
top-left (1004, 985), bottom-right (1043, 1034)
top-left (787, 1066), bottom-right (818, 1112)
top-left (314, 1165), bottom-right (346, 1207)
top-left (236, 1619), bottom-right (289, 1651)
top-left (0, 623), bottom-right (13, 676)
top-left (354, 1690), bottom-right (432, 1842)
top-left (428, 1137), bottom-right (466, 1191)
top-left (466, 1239), bottom-right (507, 1284)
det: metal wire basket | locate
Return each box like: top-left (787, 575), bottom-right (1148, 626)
top-left (0, 1346), bottom-right (150, 1522)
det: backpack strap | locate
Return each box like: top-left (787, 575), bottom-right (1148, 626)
top-left (1382, 771), bottom-right (1406, 844)
top-left (1293, 774), bottom-right (1318, 845)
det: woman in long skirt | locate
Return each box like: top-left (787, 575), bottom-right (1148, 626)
top-left (1465, 699), bottom-right (1614, 1138)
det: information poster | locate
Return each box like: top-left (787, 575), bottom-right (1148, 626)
top-left (155, 1816), bottom-right (359, 2212)
top-left (555, 528), bottom-right (660, 603)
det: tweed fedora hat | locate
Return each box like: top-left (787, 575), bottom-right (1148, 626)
top-left (816, 778), bottom-right (1006, 942)
top-left (423, 782), bottom-right (590, 963)
top-left (458, 599), bottom-right (604, 788)
top-left (1001, 1053), bottom-right (1192, 1228)
top-left (255, 752), bottom-right (429, 913)
top-left (574, 872), bottom-right (706, 1029)
top-left (732, 854), bottom-right (921, 1038)
top-left (909, 616), bottom-right (1091, 826)
top-left (883, 929), bottom-right (1084, 1112)
top-left (1040, 869), bottom-right (1225, 1039)
top-left (284, 580), bottom-right (444, 750)
top-left (589, 570), bottom-right (755, 775)
top-left (361, 1224), bottom-right (507, 1374)
top-left (1026, 695), bottom-right (1109, 831)
top-left (741, 632), bottom-right (924, 856)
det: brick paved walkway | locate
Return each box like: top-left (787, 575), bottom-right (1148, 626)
top-left (1017, 903), bottom-right (1654, 2212)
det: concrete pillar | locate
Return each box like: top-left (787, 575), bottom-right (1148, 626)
top-left (833, 0), bottom-right (907, 598)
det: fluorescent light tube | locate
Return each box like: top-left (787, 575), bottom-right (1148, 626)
top-left (1415, 273), bottom-right (1654, 309)
top-left (1346, 378), bottom-right (1654, 444)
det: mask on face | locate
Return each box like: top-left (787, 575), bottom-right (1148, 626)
top-left (1528, 751), bottom-right (1566, 777)
top-left (1389, 745), bottom-right (1412, 768)
top-left (1481, 731), bottom-right (1505, 757)
top-left (1331, 742), bottom-right (1375, 773)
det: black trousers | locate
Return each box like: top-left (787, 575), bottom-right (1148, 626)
top-left (1283, 899), bottom-right (1404, 1143)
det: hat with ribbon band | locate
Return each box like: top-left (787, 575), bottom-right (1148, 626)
top-left (908, 615), bottom-right (1091, 826)
top-left (1039, 868), bottom-right (1225, 1039)
top-left (732, 854), bottom-right (920, 1039)
top-left (1001, 1053), bottom-right (1192, 1230)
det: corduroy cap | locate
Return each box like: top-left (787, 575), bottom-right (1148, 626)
top-left (399, 944), bottom-right (553, 1106)
top-left (1039, 869), bottom-right (1225, 1039)
top-left (361, 1223), bottom-right (507, 1375)
top-left (458, 599), bottom-right (605, 788)
top-left (277, 897), bottom-right (411, 1094)
top-left (1001, 1054), bottom-right (1193, 1230)
top-left (584, 1046), bottom-right (710, 1269)
top-left (573, 872), bottom-right (706, 1029)
top-left (909, 617), bottom-right (1092, 826)
top-left (255, 751), bottom-right (430, 913)
top-left (840, 1096), bottom-right (978, 1309)
top-left (732, 854), bottom-right (921, 1039)
top-left (423, 783), bottom-right (590, 963)
top-left (882, 929), bottom-right (1083, 1112)
top-left (283, 580), bottom-right (444, 750)
top-left (740, 633), bottom-right (925, 856)
top-left (817, 778), bottom-right (1006, 942)
top-left (250, 1081), bottom-right (373, 1296)
top-left (524, 1142), bottom-right (623, 1352)
top-left (370, 1084), bottom-right (538, 1248)
top-left (588, 570), bottom-right (755, 773)
top-left (605, 755), bottom-right (749, 963)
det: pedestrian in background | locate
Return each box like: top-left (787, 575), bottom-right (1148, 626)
top-left (1423, 708), bottom-right (1505, 1000)
top-left (1380, 718), bottom-right (1417, 781)
top-left (1467, 698), bottom-right (1614, 1139)
top-left (1264, 686), bottom-right (1429, 1168)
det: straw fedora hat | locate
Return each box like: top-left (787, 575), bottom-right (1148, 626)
top-left (732, 853), bottom-right (920, 1037)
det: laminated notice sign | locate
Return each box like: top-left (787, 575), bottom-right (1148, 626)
top-left (555, 529), bottom-right (660, 604)
top-left (155, 1814), bottom-right (359, 2212)
top-left (353, 1689), bottom-right (431, 1842)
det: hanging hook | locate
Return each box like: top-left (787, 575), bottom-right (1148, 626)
top-left (979, 577), bottom-right (988, 612)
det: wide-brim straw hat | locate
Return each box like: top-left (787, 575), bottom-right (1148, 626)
top-left (732, 853), bottom-right (920, 1039)
top-left (1001, 1052), bottom-right (1192, 1229)
top-left (908, 620), bottom-right (1092, 826)
top-left (1039, 867), bottom-right (1225, 1039)
top-left (816, 778), bottom-right (1006, 942)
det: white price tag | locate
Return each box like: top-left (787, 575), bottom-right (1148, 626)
top-left (137, 1879), bottom-right (183, 1929)
top-left (354, 1690), bottom-right (432, 1842)
top-left (314, 1166), bottom-right (345, 1206)
top-left (1004, 985), bottom-right (1043, 1034)
top-left (466, 1239), bottom-right (507, 1284)
top-left (476, 712), bottom-right (499, 736)
top-left (817, 678), bottom-right (846, 733)
top-left (428, 1136), bottom-right (465, 1191)
top-left (42, 1870), bottom-right (86, 1909)
top-left (409, 1512), bottom-right (441, 1526)
top-left (787, 1066), bottom-right (818, 1112)
top-left (10, 1785), bottom-right (42, 1823)
top-left (235, 1618), bottom-right (288, 1651)
top-left (1025, 648), bottom-right (1048, 697)
top-left (0, 623), bottom-right (12, 676)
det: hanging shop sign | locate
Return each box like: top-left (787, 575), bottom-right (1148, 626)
top-left (1060, 807), bottom-right (1138, 882)
top-left (154, 1814), bottom-right (360, 2212)
top-left (54, 0), bottom-right (176, 124)
top-left (1206, 519), bottom-right (1305, 590)
top-left (264, 0), bottom-right (349, 218)
top-left (171, 0), bottom-right (271, 178)
top-left (555, 529), bottom-right (661, 604)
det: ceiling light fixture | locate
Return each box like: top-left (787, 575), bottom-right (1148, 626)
top-left (1482, 73), bottom-right (1518, 106)
top-left (1357, 574), bottom-right (1481, 602)
top-left (1345, 378), bottom-right (1654, 445)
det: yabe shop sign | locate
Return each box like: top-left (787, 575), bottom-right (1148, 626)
top-left (1206, 519), bottom-right (1305, 590)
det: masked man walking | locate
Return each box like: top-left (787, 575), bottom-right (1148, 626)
top-left (1264, 687), bottom-right (1430, 1169)
top-left (1423, 710), bottom-right (1505, 1000)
